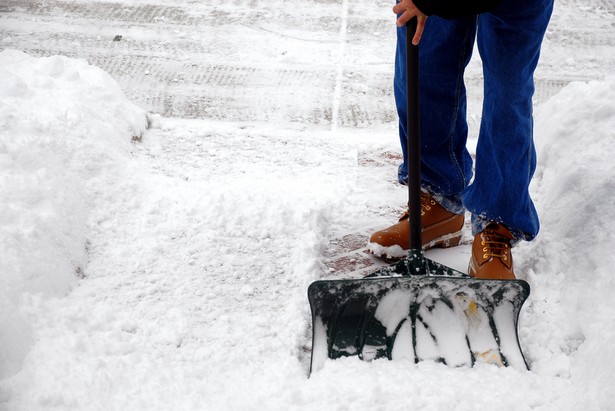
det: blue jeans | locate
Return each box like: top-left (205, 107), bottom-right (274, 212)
top-left (394, 0), bottom-right (554, 241)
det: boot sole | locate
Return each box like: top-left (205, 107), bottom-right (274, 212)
top-left (367, 230), bottom-right (463, 260)
top-left (424, 230), bottom-right (463, 250)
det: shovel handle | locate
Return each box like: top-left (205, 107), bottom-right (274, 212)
top-left (406, 18), bottom-right (422, 251)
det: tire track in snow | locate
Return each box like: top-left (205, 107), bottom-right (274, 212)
top-left (331, 0), bottom-right (349, 130)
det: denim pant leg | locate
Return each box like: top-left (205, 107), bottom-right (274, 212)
top-left (464, 0), bottom-right (554, 241)
top-left (395, 16), bottom-right (476, 214)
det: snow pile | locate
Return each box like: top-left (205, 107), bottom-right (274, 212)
top-left (534, 77), bottom-right (615, 275)
top-left (523, 77), bottom-right (615, 406)
top-left (0, 50), bottom-right (147, 378)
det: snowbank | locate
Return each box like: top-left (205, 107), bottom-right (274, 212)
top-left (522, 76), bottom-right (615, 407)
top-left (0, 50), bottom-right (147, 378)
top-left (533, 77), bottom-right (615, 276)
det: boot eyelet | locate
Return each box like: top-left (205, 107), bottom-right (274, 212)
top-left (483, 254), bottom-right (488, 259)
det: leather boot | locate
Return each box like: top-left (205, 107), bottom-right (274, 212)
top-left (468, 222), bottom-right (515, 280)
top-left (368, 192), bottom-right (464, 259)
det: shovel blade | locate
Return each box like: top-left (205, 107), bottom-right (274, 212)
top-left (308, 268), bottom-right (530, 374)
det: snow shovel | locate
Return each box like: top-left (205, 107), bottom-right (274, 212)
top-left (307, 18), bottom-right (530, 374)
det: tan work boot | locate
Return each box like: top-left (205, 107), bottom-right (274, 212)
top-left (468, 222), bottom-right (515, 280)
top-left (367, 192), bottom-right (464, 259)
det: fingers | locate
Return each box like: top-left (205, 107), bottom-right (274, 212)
top-left (393, 0), bottom-right (414, 14)
top-left (392, 0), bottom-right (428, 44)
top-left (393, 0), bottom-right (408, 14)
top-left (412, 16), bottom-right (427, 45)
top-left (396, 9), bottom-right (415, 27)
top-left (393, 0), bottom-right (417, 27)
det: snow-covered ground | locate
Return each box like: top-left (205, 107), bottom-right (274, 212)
top-left (1, 0), bottom-right (615, 410)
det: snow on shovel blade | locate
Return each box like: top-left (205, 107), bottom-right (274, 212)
top-left (308, 271), bottom-right (530, 374)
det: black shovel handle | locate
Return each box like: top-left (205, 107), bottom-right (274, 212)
top-left (406, 18), bottom-right (422, 251)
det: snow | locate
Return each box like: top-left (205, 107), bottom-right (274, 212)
top-left (0, 49), bottom-right (147, 380)
top-left (1, 1), bottom-right (615, 410)
top-left (522, 77), bottom-right (615, 407)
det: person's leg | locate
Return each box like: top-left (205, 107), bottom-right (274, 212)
top-left (395, 15), bottom-right (476, 212)
top-left (370, 16), bottom-right (477, 258)
top-left (465, 0), bottom-right (555, 242)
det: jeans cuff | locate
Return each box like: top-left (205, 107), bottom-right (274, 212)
top-left (397, 164), bottom-right (465, 215)
top-left (471, 215), bottom-right (528, 245)
top-left (424, 187), bottom-right (465, 215)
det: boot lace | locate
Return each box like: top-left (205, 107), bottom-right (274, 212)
top-left (480, 230), bottom-right (510, 261)
top-left (398, 193), bottom-right (437, 221)
top-left (420, 193), bottom-right (436, 216)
